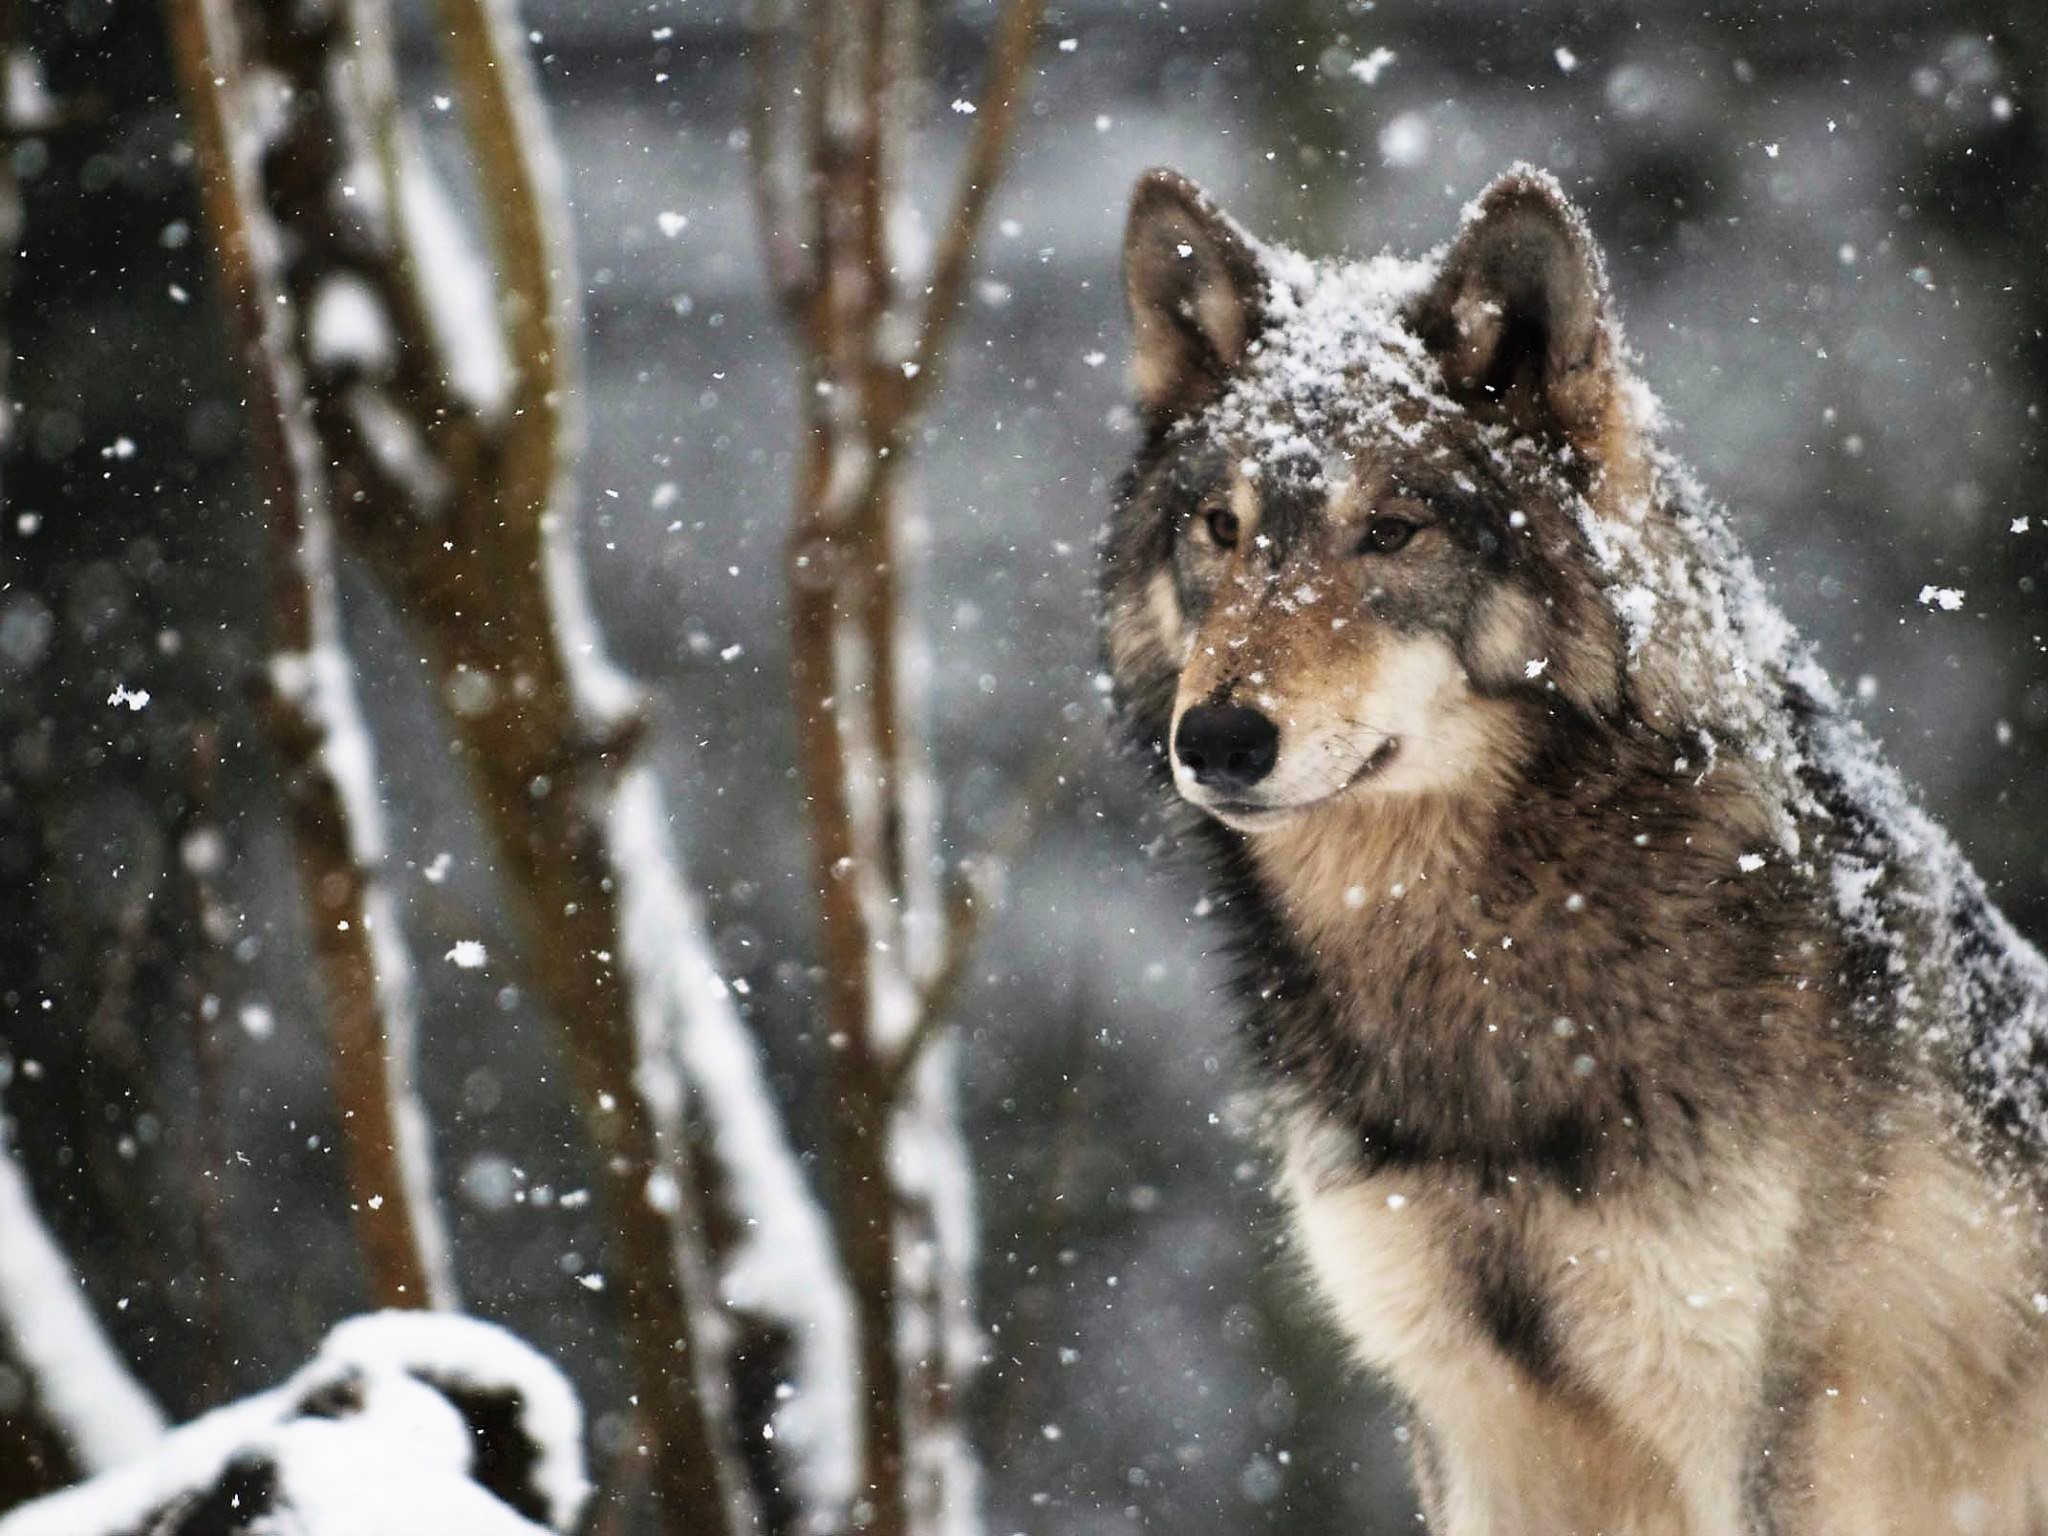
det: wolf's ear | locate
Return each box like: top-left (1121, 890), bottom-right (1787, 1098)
top-left (1124, 169), bottom-right (1267, 423)
top-left (1410, 169), bottom-right (1622, 460)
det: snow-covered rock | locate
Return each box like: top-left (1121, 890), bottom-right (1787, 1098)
top-left (0, 1313), bottom-right (588, 1536)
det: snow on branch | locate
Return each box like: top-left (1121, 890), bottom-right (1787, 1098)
top-left (607, 770), bottom-right (859, 1521)
top-left (0, 1312), bottom-right (586, 1536)
top-left (0, 1102), bottom-right (164, 1478)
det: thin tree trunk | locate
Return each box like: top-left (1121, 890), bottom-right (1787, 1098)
top-left (163, 0), bottom-right (456, 1315)
top-left (752, 0), bottom-right (1046, 1528)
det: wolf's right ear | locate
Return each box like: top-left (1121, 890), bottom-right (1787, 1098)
top-left (1124, 170), bottom-right (1267, 423)
top-left (1409, 168), bottom-right (1623, 463)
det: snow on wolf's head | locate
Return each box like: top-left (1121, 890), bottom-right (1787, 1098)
top-left (1102, 165), bottom-right (1651, 831)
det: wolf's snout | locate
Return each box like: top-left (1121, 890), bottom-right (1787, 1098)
top-left (1175, 705), bottom-right (1279, 793)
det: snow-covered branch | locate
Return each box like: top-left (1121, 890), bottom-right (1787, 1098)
top-left (163, 0), bottom-right (456, 1313)
top-left (0, 1099), bottom-right (164, 1484)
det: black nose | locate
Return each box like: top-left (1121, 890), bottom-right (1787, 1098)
top-left (1174, 705), bottom-right (1279, 793)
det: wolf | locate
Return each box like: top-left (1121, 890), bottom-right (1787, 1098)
top-left (1099, 162), bottom-right (2048, 1536)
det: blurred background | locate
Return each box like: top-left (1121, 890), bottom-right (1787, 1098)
top-left (2, 0), bottom-right (2044, 1530)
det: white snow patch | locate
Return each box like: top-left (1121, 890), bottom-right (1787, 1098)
top-left (105, 684), bottom-right (150, 712)
top-left (4, 50), bottom-right (58, 131)
top-left (309, 274), bottom-right (395, 374)
top-left (399, 141), bottom-right (511, 418)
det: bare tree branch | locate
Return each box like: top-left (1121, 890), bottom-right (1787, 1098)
top-left (766, 0), bottom-right (1047, 1529)
top-left (431, 0), bottom-right (574, 489)
top-left (886, 739), bottom-right (1079, 1102)
top-left (744, 0), bottom-right (813, 327)
top-left (901, 0), bottom-right (1046, 417)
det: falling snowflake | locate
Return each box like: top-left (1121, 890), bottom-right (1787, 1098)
top-left (1348, 47), bottom-right (1396, 86)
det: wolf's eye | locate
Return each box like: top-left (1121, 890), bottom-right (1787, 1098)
top-left (1202, 507), bottom-right (1241, 549)
top-left (1357, 517), bottom-right (1419, 555)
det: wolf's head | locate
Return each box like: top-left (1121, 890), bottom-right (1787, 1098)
top-left (1102, 166), bottom-right (1655, 831)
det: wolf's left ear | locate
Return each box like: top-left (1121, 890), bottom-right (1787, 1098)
top-left (1409, 169), bottom-right (1624, 463)
top-left (1124, 169), bottom-right (1268, 423)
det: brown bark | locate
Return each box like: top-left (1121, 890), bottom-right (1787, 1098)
top-left (163, 0), bottom-right (453, 1314)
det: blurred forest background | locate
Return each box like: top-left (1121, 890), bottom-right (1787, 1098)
top-left (2, 0), bottom-right (2046, 1531)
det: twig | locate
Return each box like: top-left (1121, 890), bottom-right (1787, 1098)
top-left (899, 0), bottom-right (1045, 417)
top-left (743, 0), bottom-right (812, 327)
top-left (337, 0), bottom-right (473, 436)
top-left (886, 738), bottom-right (1080, 1102)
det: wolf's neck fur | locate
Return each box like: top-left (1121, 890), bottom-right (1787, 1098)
top-left (1213, 710), bottom-right (1851, 1194)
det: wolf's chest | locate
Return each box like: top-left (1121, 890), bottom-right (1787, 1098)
top-left (1279, 1150), bottom-right (1482, 1374)
top-left (1275, 1114), bottom-right (1792, 1404)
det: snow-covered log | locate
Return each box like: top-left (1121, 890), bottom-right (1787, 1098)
top-left (0, 1313), bottom-right (586, 1536)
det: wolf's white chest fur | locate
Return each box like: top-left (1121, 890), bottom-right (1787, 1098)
top-left (1275, 1113), bottom-right (1796, 1466)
